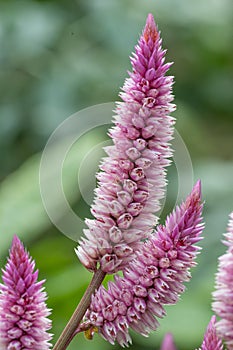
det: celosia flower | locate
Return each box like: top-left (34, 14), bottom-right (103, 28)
top-left (197, 316), bottom-right (223, 350)
top-left (0, 236), bottom-right (52, 350)
top-left (76, 14), bottom-right (176, 273)
top-left (81, 181), bottom-right (204, 346)
top-left (160, 333), bottom-right (177, 350)
top-left (212, 212), bottom-right (233, 349)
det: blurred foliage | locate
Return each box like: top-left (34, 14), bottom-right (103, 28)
top-left (0, 0), bottom-right (232, 349)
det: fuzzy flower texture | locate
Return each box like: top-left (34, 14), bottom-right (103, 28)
top-left (76, 14), bottom-right (176, 273)
top-left (0, 236), bottom-right (52, 350)
top-left (213, 212), bottom-right (233, 349)
top-left (82, 181), bottom-right (204, 346)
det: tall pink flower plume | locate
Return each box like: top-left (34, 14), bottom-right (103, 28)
top-left (81, 181), bottom-right (204, 346)
top-left (0, 236), bottom-right (52, 350)
top-left (197, 316), bottom-right (223, 350)
top-left (76, 14), bottom-right (176, 273)
top-left (212, 212), bottom-right (233, 349)
top-left (160, 333), bottom-right (177, 350)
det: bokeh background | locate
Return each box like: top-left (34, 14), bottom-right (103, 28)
top-left (0, 0), bottom-right (232, 349)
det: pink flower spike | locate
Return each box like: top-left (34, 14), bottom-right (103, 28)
top-left (143, 13), bottom-right (159, 44)
top-left (82, 181), bottom-right (204, 346)
top-left (198, 316), bottom-right (223, 350)
top-left (77, 13), bottom-right (176, 273)
top-left (160, 333), bottom-right (177, 350)
top-left (0, 236), bottom-right (52, 350)
top-left (212, 212), bottom-right (233, 349)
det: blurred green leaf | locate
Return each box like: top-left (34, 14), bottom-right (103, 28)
top-left (0, 127), bottom-right (107, 257)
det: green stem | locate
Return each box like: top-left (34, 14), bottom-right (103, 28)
top-left (52, 269), bottom-right (106, 350)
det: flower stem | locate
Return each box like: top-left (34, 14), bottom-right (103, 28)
top-left (52, 269), bottom-right (106, 350)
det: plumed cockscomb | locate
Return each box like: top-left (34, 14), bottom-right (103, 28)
top-left (0, 236), bottom-right (52, 350)
top-left (81, 181), bottom-right (204, 346)
top-left (76, 14), bottom-right (176, 273)
top-left (197, 316), bottom-right (223, 350)
top-left (212, 212), bottom-right (233, 349)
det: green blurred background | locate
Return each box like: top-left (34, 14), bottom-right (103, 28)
top-left (0, 0), bottom-right (232, 349)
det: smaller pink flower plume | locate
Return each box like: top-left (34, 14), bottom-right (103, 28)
top-left (212, 212), bottom-right (233, 349)
top-left (81, 181), bottom-right (204, 346)
top-left (0, 236), bottom-right (52, 350)
top-left (197, 316), bottom-right (223, 350)
top-left (160, 333), bottom-right (177, 350)
top-left (76, 13), bottom-right (176, 273)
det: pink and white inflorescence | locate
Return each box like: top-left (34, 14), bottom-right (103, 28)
top-left (197, 316), bottom-right (223, 350)
top-left (76, 14), bottom-right (176, 273)
top-left (82, 181), bottom-right (204, 346)
top-left (212, 212), bottom-right (233, 349)
top-left (0, 236), bottom-right (52, 350)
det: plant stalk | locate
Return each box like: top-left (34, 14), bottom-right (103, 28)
top-left (52, 269), bottom-right (106, 350)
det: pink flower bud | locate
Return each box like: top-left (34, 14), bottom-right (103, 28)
top-left (0, 236), bottom-right (52, 349)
